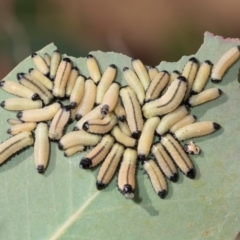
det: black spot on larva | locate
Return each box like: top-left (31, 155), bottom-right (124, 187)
top-left (0, 81), bottom-right (5, 87)
top-left (63, 57), bottom-right (71, 63)
top-left (0, 101), bottom-right (5, 108)
top-left (82, 122), bottom-right (89, 131)
top-left (31, 53), bottom-right (37, 58)
top-left (109, 64), bottom-right (116, 69)
top-left (169, 173), bottom-right (178, 182)
top-left (75, 114), bottom-right (82, 121)
top-left (158, 189), bottom-right (167, 199)
top-left (205, 60), bottom-right (213, 66)
top-left (58, 142), bottom-right (64, 150)
top-left (63, 105), bottom-right (72, 111)
top-left (73, 126), bottom-right (79, 131)
top-left (173, 70), bottom-right (180, 74)
top-left (28, 68), bottom-right (34, 73)
top-left (218, 88), bottom-right (222, 95)
top-left (132, 130), bottom-right (141, 139)
top-left (123, 67), bottom-right (129, 71)
top-left (17, 72), bottom-right (25, 80)
top-left (123, 184), bottom-right (133, 194)
top-left (6, 129), bottom-right (11, 134)
top-left (37, 165), bottom-right (44, 174)
top-left (211, 78), bottom-right (220, 83)
top-left (178, 76), bottom-right (187, 82)
top-left (32, 93), bottom-right (40, 101)
top-left (17, 111), bottom-right (23, 119)
top-left (162, 70), bottom-right (169, 75)
top-left (87, 54), bottom-right (93, 59)
top-left (101, 105), bottom-right (109, 115)
top-left (213, 122), bottom-right (221, 130)
top-left (72, 66), bottom-right (79, 71)
top-left (138, 154), bottom-right (146, 160)
top-left (190, 89), bottom-right (198, 95)
top-left (186, 168), bottom-right (195, 179)
top-left (189, 57), bottom-right (198, 63)
top-left (79, 158), bottom-right (92, 169)
top-left (69, 102), bottom-right (77, 109)
top-left (118, 115), bottom-right (126, 122)
top-left (96, 181), bottom-right (106, 190)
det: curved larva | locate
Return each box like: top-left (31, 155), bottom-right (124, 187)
top-left (0, 81), bottom-right (40, 101)
top-left (142, 76), bottom-right (187, 118)
top-left (69, 74), bottom-right (85, 109)
top-left (75, 78), bottom-right (96, 120)
top-left (132, 58), bottom-right (150, 90)
top-left (111, 126), bottom-right (137, 148)
top-left (113, 99), bottom-right (126, 122)
top-left (79, 134), bottom-right (114, 169)
top-left (174, 121), bottom-right (221, 141)
top-left (7, 122), bottom-right (37, 135)
top-left (187, 88), bottom-right (222, 107)
top-left (151, 143), bottom-right (178, 182)
top-left (65, 67), bottom-right (79, 97)
top-left (100, 83), bottom-right (120, 115)
top-left (17, 102), bottom-right (61, 122)
top-left (170, 114), bottom-right (196, 133)
top-left (211, 46), bottom-right (240, 83)
top-left (142, 159), bottom-right (167, 199)
top-left (96, 143), bottom-right (124, 190)
top-left (44, 53), bottom-right (51, 67)
top-left (53, 57), bottom-right (72, 98)
top-left (50, 50), bottom-right (61, 80)
top-left (1, 98), bottom-right (42, 111)
top-left (95, 64), bottom-right (117, 105)
top-left (83, 113), bottom-right (118, 135)
top-left (156, 105), bottom-right (189, 136)
top-left (86, 54), bottom-right (101, 84)
top-left (191, 60), bottom-right (213, 94)
top-left (7, 118), bottom-right (24, 125)
top-left (182, 57), bottom-right (198, 101)
top-left (64, 145), bottom-right (85, 157)
top-left (138, 116), bottom-right (160, 159)
top-left (0, 131), bottom-right (34, 165)
top-left (59, 130), bottom-right (102, 150)
top-left (148, 66), bottom-right (159, 81)
top-left (31, 53), bottom-right (49, 76)
top-left (161, 134), bottom-right (195, 179)
top-left (74, 105), bottom-right (103, 130)
top-left (120, 86), bottom-right (144, 139)
top-left (122, 67), bottom-right (145, 105)
top-left (118, 148), bottom-right (137, 199)
top-left (145, 71), bottom-right (169, 102)
top-left (69, 107), bottom-right (78, 124)
top-left (34, 123), bottom-right (49, 173)
top-left (48, 106), bottom-right (71, 140)
top-left (18, 73), bottom-right (53, 105)
top-left (118, 120), bottom-right (132, 137)
top-left (29, 68), bottom-right (53, 90)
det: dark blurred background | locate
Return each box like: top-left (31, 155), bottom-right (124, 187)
top-left (1, 0), bottom-right (240, 79)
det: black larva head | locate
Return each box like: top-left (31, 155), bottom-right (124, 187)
top-left (218, 89), bottom-right (222, 95)
top-left (6, 129), bottom-right (11, 134)
top-left (0, 101), bottom-right (5, 108)
top-left (122, 184), bottom-right (133, 194)
top-left (169, 173), bottom-right (178, 183)
top-left (69, 102), bottom-right (77, 109)
top-left (75, 114), bottom-right (82, 121)
top-left (58, 142), bottom-right (64, 150)
top-left (63, 57), bottom-right (71, 63)
top-left (28, 68), bottom-right (34, 73)
top-left (37, 165), bottom-right (45, 174)
top-left (211, 78), bottom-right (220, 83)
top-left (16, 111), bottom-right (23, 119)
top-left (213, 122), bottom-right (221, 130)
top-left (131, 58), bottom-right (138, 62)
top-left (101, 105), bottom-right (109, 116)
top-left (63, 105), bottom-right (72, 111)
top-left (87, 54), bottom-right (93, 59)
top-left (123, 67), bottom-right (129, 71)
top-left (54, 49), bottom-right (60, 53)
top-left (173, 70), bottom-right (180, 74)
top-left (31, 52), bottom-right (37, 58)
top-left (189, 57), bottom-right (198, 63)
top-left (79, 158), bottom-right (92, 169)
top-left (132, 130), bottom-right (141, 139)
top-left (158, 189), bottom-right (167, 199)
top-left (96, 181), bottom-right (106, 190)
top-left (237, 45), bottom-right (240, 51)
top-left (186, 168), bottom-right (196, 179)
top-left (0, 81), bottom-right (5, 87)
top-left (138, 154), bottom-right (146, 160)
top-left (149, 66), bottom-right (156, 69)
top-left (177, 76), bottom-right (187, 82)
top-left (109, 64), bottom-right (117, 69)
top-left (118, 115), bottom-right (126, 122)
top-left (162, 70), bottom-right (169, 75)
top-left (204, 60), bottom-right (213, 66)
top-left (73, 126), bottom-right (79, 131)
top-left (32, 93), bottom-right (40, 101)
top-left (17, 72), bottom-right (25, 80)
top-left (72, 66), bottom-right (79, 71)
top-left (82, 122), bottom-right (89, 131)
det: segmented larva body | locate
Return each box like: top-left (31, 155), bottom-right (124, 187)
top-left (79, 134), bottom-right (114, 169)
top-left (65, 67), bottom-right (79, 97)
top-left (34, 123), bottom-right (49, 173)
top-left (156, 105), bottom-right (189, 136)
top-left (114, 99), bottom-right (126, 122)
top-left (29, 68), bottom-right (53, 90)
top-left (100, 83), bottom-right (120, 115)
top-left (95, 64), bottom-right (117, 105)
top-left (151, 143), bottom-right (178, 182)
top-left (187, 88), bottom-right (222, 107)
top-left (211, 46), bottom-right (240, 83)
top-left (44, 53), bottom-right (51, 67)
top-left (142, 159), bottom-right (167, 199)
top-left (118, 148), bottom-right (137, 199)
top-left (118, 120), bottom-right (132, 137)
top-left (120, 86), bottom-right (144, 139)
top-left (31, 53), bottom-right (50, 76)
top-left (132, 58), bottom-right (150, 90)
top-left (174, 121), bottom-right (221, 141)
top-left (7, 122), bottom-right (37, 135)
top-left (7, 118), bottom-right (23, 125)
top-left (0, 81), bottom-right (40, 101)
top-left (48, 106), bottom-right (71, 140)
top-left (123, 67), bottom-right (145, 105)
top-left (1, 98), bottom-right (43, 111)
top-left (59, 130), bottom-right (102, 150)
top-left (191, 60), bottom-right (213, 94)
top-left (96, 143), bottom-right (124, 190)
top-left (142, 76), bottom-right (187, 118)
top-left (145, 71), bottom-right (169, 102)
top-left (0, 131), bottom-right (34, 165)
top-left (17, 102), bottom-right (61, 122)
top-left (161, 134), bottom-right (195, 179)
top-left (53, 58), bottom-right (72, 98)
top-left (86, 54), bottom-right (101, 84)
top-left (170, 114), bottom-right (197, 133)
top-left (50, 50), bottom-right (61, 80)
top-left (64, 145), bottom-right (85, 157)
top-left (83, 113), bottom-right (118, 135)
top-left (138, 116), bottom-right (160, 159)
top-left (148, 66), bottom-right (159, 81)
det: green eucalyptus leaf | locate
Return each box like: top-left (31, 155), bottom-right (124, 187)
top-left (0, 32), bottom-right (240, 240)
